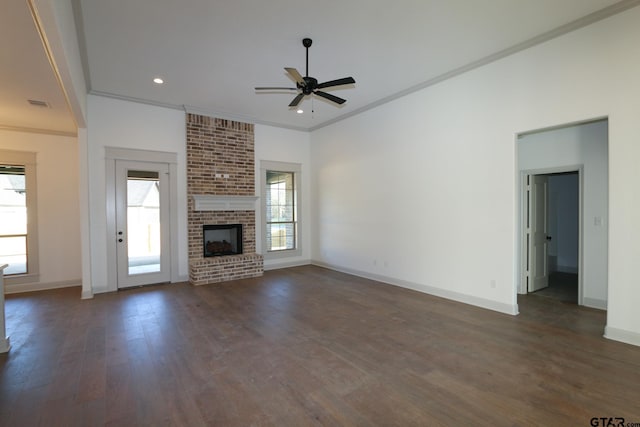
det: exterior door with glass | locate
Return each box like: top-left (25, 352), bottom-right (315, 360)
top-left (115, 160), bottom-right (170, 288)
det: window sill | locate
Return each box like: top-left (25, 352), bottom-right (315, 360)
top-left (264, 248), bottom-right (302, 260)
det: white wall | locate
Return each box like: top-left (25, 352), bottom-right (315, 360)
top-left (519, 121), bottom-right (608, 308)
top-left (86, 95), bottom-right (187, 293)
top-left (0, 130), bottom-right (81, 292)
top-left (311, 6), bottom-right (640, 344)
top-left (254, 124), bottom-right (311, 269)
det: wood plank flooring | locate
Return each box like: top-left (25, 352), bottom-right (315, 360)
top-left (1, 265), bottom-right (639, 426)
top-left (530, 272), bottom-right (578, 304)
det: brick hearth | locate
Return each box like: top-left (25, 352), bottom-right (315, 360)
top-left (186, 114), bottom-right (263, 285)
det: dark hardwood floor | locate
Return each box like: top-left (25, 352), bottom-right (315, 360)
top-left (1, 265), bottom-right (639, 426)
top-left (530, 272), bottom-right (579, 304)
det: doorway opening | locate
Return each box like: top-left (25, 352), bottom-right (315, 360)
top-left (516, 118), bottom-right (609, 311)
top-left (523, 170), bottom-right (580, 304)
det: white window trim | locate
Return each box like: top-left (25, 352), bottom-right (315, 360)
top-left (260, 160), bottom-right (302, 260)
top-left (0, 149), bottom-right (39, 285)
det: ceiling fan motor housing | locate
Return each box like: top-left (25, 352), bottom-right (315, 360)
top-left (299, 77), bottom-right (317, 94)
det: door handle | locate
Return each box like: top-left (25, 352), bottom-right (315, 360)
top-left (118, 238), bottom-right (123, 243)
top-left (546, 235), bottom-right (552, 241)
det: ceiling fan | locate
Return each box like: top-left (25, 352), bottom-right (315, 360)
top-left (255, 38), bottom-right (356, 108)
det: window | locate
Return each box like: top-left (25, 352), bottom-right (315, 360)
top-left (0, 150), bottom-right (38, 280)
top-left (0, 166), bottom-right (26, 274)
top-left (261, 161), bottom-right (301, 258)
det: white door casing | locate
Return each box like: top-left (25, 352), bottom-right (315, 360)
top-left (105, 148), bottom-right (179, 293)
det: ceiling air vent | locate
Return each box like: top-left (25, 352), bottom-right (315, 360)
top-left (27, 99), bottom-right (50, 108)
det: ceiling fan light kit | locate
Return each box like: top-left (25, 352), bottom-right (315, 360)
top-left (255, 38), bottom-right (355, 109)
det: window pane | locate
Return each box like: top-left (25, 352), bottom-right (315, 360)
top-left (267, 223), bottom-right (295, 251)
top-left (266, 171), bottom-right (295, 222)
top-left (127, 171), bottom-right (161, 275)
top-left (0, 166), bottom-right (27, 274)
top-left (0, 167), bottom-right (26, 235)
top-left (265, 170), bottom-right (296, 252)
top-left (0, 236), bottom-right (27, 275)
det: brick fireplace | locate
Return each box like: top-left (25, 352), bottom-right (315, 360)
top-left (186, 114), bottom-right (263, 285)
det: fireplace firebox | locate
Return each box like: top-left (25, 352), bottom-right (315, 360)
top-left (203, 224), bottom-right (243, 257)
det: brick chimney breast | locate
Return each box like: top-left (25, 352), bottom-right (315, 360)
top-left (186, 114), bottom-right (263, 285)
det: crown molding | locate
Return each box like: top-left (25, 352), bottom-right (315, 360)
top-left (0, 124), bottom-right (77, 137)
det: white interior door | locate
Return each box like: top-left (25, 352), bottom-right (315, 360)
top-left (529, 174), bottom-right (550, 292)
top-left (115, 160), bottom-right (171, 288)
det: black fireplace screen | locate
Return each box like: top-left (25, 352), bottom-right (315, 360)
top-left (203, 224), bottom-right (242, 257)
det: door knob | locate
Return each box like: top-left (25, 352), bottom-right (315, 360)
top-left (118, 238), bottom-right (123, 243)
top-left (546, 235), bottom-right (552, 241)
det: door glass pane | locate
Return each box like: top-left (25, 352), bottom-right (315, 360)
top-left (0, 166), bottom-right (27, 275)
top-left (127, 170), bottom-right (161, 275)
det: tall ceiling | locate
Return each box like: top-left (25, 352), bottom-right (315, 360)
top-left (2, 0), bottom-right (638, 134)
top-left (0, 0), bottom-right (77, 135)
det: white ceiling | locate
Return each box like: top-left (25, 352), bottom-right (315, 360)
top-left (0, 0), bottom-right (77, 135)
top-left (2, 0), bottom-right (637, 134)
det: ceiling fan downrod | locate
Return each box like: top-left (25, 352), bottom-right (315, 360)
top-left (303, 38), bottom-right (312, 77)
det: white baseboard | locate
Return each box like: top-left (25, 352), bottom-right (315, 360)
top-left (311, 260), bottom-right (518, 316)
top-left (604, 326), bottom-right (640, 347)
top-left (4, 279), bottom-right (81, 294)
top-left (264, 259), bottom-right (311, 271)
top-left (582, 297), bottom-right (607, 310)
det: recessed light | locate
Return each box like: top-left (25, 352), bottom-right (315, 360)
top-left (296, 109), bottom-right (303, 114)
top-left (153, 77), bottom-right (164, 84)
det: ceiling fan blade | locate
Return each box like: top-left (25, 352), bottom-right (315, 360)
top-left (288, 93), bottom-right (305, 107)
top-left (316, 77), bottom-right (356, 90)
top-left (255, 87), bottom-right (297, 91)
top-left (285, 67), bottom-right (305, 85)
top-left (315, 91), bottom-right (346, 105)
